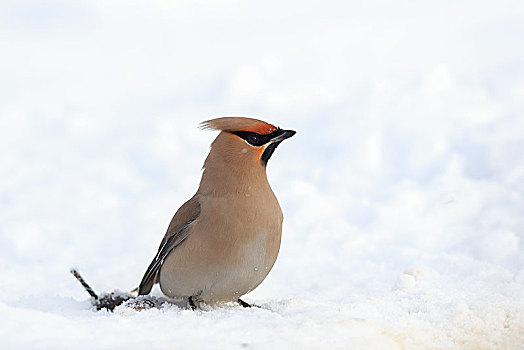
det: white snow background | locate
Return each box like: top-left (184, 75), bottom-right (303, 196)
top-left (1, 0), bottom-right (524, 349)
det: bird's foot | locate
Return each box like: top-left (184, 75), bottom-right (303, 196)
top-left (188, 296), bottom-right (197, 310)
top-left (238, 298), bottom-right (253, 308)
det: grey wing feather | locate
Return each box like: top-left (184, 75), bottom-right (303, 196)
top-left (138, 197), bottom-right (201, 295)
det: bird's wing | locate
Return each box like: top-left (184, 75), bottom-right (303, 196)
top-left (138, 195), bottom-right (201, 295)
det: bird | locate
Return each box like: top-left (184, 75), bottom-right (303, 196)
top-left (137, 117), bottom-right (295, 308)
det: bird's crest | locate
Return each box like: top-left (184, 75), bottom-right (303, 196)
top-left (200, 117), bottom-right (277, 135)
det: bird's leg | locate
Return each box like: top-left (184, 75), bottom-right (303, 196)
top-left (188, 296), bottom-right (197, 310)
top-left (237, 298), bottom-right (252, 308)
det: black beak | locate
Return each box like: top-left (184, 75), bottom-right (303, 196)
top-left (270, 129), bottom-right (296, 143)
top-left (261, 129), bottom-right (296, 165)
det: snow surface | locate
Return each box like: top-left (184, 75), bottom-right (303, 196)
top-left (1, 0), bottom-right (524, 349)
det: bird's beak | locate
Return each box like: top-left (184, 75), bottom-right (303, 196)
top-left (270, 129), bottom-right (296, 143)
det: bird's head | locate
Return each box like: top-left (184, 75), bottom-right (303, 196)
top-left (200, 117), bottom-right (296, 168)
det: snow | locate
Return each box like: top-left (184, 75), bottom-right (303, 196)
top-left (1, 0), bottom-right (524, 349)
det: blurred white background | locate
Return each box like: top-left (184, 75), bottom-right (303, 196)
top-left (1, 1), bottom-right (523, 348)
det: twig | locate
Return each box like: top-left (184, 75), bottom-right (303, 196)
top-left (70, 268), bottom-right (135, 311)
top-left (70, 268), bottom-right (99, 300)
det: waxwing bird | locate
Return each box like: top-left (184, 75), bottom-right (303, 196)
top-left (138, 117), bottom-right (295, 308)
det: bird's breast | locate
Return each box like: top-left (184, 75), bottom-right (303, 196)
top-left (199, 188), bottom-right (283, 250)
top-left (160, 187), bottom-right (283, 302)
top-left (198, 189), bottom-right (283, 297)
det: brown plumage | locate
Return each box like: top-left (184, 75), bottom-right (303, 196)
top-left (138, 117), bottom-right (295, 307)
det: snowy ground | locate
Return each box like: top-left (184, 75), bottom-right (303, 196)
top-left (1, 0), bottom-right (524, 349)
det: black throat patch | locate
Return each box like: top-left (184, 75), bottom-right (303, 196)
top-left (261, 141), bottom-right (282, 166)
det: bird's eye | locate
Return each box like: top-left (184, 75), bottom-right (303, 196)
top-left (231, 131), bottom-right (265, 146)
top-left (247, 135), bottom-right (259, 145)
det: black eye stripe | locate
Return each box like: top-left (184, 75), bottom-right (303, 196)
top-left (231, 131), bottom-right (266, 146)
top-left (231, 128), bottom-right (283, 146)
